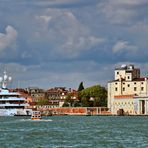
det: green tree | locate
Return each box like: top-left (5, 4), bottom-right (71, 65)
top-left (78, 82), bottom-right (84, 91)
top-left (62, 102), bottom-right (70, 107)
top-left (73, 100), bottom-right (81, 107)
top-left (36, 98), bottom-right (49, 105)
top-left (77, 82), bottom-right (84, 102)
top-left (79, 85), bottom-right (107, 107)
top-left (63, 93), bottom-right (81, 107)
top-left (62, 93), bottom-right (74, 107)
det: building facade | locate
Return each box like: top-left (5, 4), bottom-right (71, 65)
top-left (26, 87), bottom-right (45, 103)
top-left (108, 64), bottom-right (148, 115)
top-left (45, 87), bottom-right (68, 108)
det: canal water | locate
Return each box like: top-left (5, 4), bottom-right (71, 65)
top-left (0, 116), bottom-right (147, 148)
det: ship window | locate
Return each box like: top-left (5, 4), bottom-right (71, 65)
top-left (134, 82), bottom-right (136, 85)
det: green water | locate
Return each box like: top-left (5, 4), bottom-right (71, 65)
top-left (0, 116), bottom-right (147, 148)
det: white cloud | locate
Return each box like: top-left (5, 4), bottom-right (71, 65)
top-left (21, 51), bottom-right (32, 59)
top-left (37, 15), bottom-right (52, 24)
top-left (113, 41), bottom-right (138, 53)
top-left (60, 35), bottom-right (105, 58)
top-left (30, 0), bottom-right (88, 8)
top-left (1, 0), bottom-right (148, 90)
top-left (36, 15), bottom-right (52, 30)
top-left (128, 22), bottom-right (148, 48)
top-left (129, 22), bottom-right (148, 33)
top-left (35, 9), bottom-right (105, 58)
top-left (0, 25), bottom-right (17, 52)
top-left (109, 0), bottom-right (148, 6)
top-left (97, 0), bottom-right (148, 24)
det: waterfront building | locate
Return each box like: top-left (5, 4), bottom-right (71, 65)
top-left (26, 87), bottom-right (45, 102)
top-left (25, 87), bottom-right (78, 109)
top-left (45, 87), bottom-right (68, 108)
top-left (108, 64), bottom-right (148, 115)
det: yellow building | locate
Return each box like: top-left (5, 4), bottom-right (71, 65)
top-left (108, 64), bottom-right (148, 115)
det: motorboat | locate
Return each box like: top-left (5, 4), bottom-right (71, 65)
top-left (31, 111), bottom-right (42, 120)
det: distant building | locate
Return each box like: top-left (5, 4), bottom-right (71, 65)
top-left (108, 64), bottom-right (148, 115)
top-left (25, 86), bottom-right (79, 109)
top-left (44, 87), bottom-right (68, 108)
top-left (26, 87), bottom-right (45, 103)
top-left (69, 89), bottom-right (78, 100)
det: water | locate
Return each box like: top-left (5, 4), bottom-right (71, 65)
top-left (0, 116), bottom-right (148, 148)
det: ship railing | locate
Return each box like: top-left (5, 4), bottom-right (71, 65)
top-left (0, 103), bottom-right (29, 106)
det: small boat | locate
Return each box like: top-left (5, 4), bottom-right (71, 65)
top-left (31, 111), bottom-right (42, 120)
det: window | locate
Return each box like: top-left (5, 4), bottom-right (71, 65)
top-left (127, 84), bottom-right (130, 87)
top-left (141, 87), bottom-right (144, 91)
top-left (115, 82), bottom-right (117, 85)
top-left (134, 87), bottom-right (137, 91)
top-left (115, 87), bottom-right (118, 91)
top-left (117, 72), bottom-right (119, 75)
top-left (123, 87), bottom-right (125, 91)
top-left (127, 76), bottom-right (130, 79)
top-left (141, 82), bottom-right (143, 84)
top-left (134, 82), bottom-right (136, 85)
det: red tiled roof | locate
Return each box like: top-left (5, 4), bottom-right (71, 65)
top-left (133, 77), bottom-right (148, 81)
top-left (109, 77), bottom-right (148, 83)
top-left (114, 94), bottom-right (135, 99)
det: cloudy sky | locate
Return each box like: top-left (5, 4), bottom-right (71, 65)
top-left (0, 0), bottom-right (148, 89)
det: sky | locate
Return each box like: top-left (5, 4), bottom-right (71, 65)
top-left (0, 0), bottom-right (148, 89)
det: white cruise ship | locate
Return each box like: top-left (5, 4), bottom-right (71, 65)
top-left (0, 71), bottom-right (32, 116)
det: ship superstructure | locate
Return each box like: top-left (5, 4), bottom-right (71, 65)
top-left (0, 71), bottom-right (32, 116)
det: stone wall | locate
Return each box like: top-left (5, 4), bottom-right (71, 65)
top-left (37, 107), bottom-right (110, 116)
